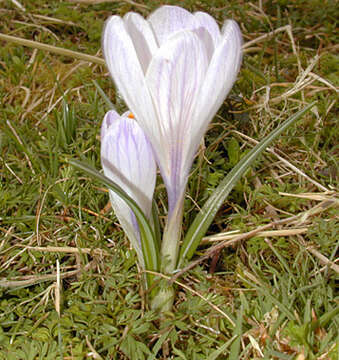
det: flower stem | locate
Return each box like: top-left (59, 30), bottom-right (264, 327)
top-left (160, 195), bottom-right (184, 274)
top-left (150, 286), bottom-right (175, 312)
top-left (150, 195), bottom-right (184, 312)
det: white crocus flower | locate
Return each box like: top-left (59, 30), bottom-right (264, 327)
top-left (101, 110), bottom-right (156, 267)
top-left (102, 5), bottom-right (242, 273)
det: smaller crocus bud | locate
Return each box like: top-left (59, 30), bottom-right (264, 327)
top-left (101, 110), bottom-right (156, 267)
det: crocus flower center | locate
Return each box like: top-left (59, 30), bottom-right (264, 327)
top-left (128, 113), bottom-right (135, 119)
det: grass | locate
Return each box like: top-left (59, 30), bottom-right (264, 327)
top-left (0, 0), bottom-right (338, 359)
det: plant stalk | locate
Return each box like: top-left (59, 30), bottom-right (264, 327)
top-left (160, 197), bottom-right (184, 274)
top-left (151, 194), bottom-right (184, 311)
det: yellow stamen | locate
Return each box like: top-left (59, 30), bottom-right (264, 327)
top-left (128, 113), bottom-right (135, 119)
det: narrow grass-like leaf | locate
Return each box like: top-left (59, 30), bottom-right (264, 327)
top-left (229, 304), bottom-right (243, 360)
top-left (6, 119), bottom-right (39, 173)
top-left (92, 80), bottom-right (115, 110)
top-left (62, 100), bottom-right (77, 146)
top-left (207, 336), bottom-right (236, 360)
top-left (178, 102), bottom-right (316, 265)
top-left (69, 159), bottom-right (159, 276)
top-left (149, 328), bottom-right (172, 359)
top-left (152, 200), bottom-right (161, 249)
top-left (317, 307), bottom-right (339, 328)
top-left (240, 271), bottom-right (295, 320)
top-left (266, 350), bottom-right (295, 359)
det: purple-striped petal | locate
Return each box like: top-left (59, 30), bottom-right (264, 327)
top-left (145, 31), bottom-right (208, 214)
top-left (192, 20), bottom-right (242, 148)
top-left (101, 111), bottom-right (156, 264)
top-left (102, 16), bottom-right (157, 130)
top-left (100, 109), bottom-right (120, 140)
top-left (193, 26), bottom-right (215, 62)
top-left (194, 11), bottom-right (221, 48)
top-left (124, 12), bottom-right (158, 73)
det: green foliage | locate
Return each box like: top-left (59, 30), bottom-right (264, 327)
top-left (55, 101), bottom-right (78, 149)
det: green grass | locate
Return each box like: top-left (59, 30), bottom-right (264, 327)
top-left (0, 0), bottom-right (338, 359)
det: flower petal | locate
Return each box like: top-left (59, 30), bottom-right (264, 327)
top-left (109, 192), bottom-right (144, 264)
top-left (193, 27), bottom-right (214, 62)
top-left (101, 113), bottom-right (156, 265)
top-left (194, 11), bottom-right (221, 48)
top-left (100, 109), bottom-right (120, 140)
top-left (145, 31), bottom-right (208, 213)
top-left (102, 16), bottom-right (157, 130)
top-left (124, 12), bottom-right (158, 73)
top-left (148, 5), bottom-right (199, 46)
top-left (192, 20), bottom-right (242, 146)
top-left (101, 112), bottom-right (156, 219)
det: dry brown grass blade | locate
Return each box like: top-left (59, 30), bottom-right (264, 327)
top-left (307, 246), bottom-right (339, 274)
top-left (279, 191), bottom-right (337, 201)
top-left (17, 245), bottom-right (109, 256)
top-left (68, 0), bottom-right (149, 9)
top-left (0, 261), bottom-right (95, 288)
top-left (86, 335), bottom-right (104, 360)
top-left (293, 199), bottom-right (339, 225)
top-left (243, 25), bottom-right (290, 49)
top-left (10, 0), bottom-right (26, 11)
top-left (32, 14), bottom-right (77, 26)
top-left (55, 259), bottom-right (61, 316)
top-left (3, 160), bottom-right (23, 184)
top-left (201, 228), bottom-right (308, 244)
top-left (0, 33), bottom-right (105, 65)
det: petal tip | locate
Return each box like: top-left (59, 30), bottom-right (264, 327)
top-left (101, 109), bottom-right (120, 140)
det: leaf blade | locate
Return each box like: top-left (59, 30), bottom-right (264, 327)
top-left (178, 102), bottom-right (316, 266)
top-left (69, 159), bottom-right (159, 274)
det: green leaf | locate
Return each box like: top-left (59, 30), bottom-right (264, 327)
top-left (178, 102), bottom-right (316, 266)
top-left (206, 335), bottom-right (236, 360)
top-left (56, 100), bottom-right (77, 148)
top-left (69, 159), bottom-right (159, 278)
top-left (317, 306), bottom-right (339, 329)
top-left (227, 137), bottom-right (240, 167)
top-left (92, 80), bottom-right (115, 110)
top-left (229, 305), bottom-right (243, 360)
top-left (151, 200), bottom-right (161, 249)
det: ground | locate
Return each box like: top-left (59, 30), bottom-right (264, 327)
top-left (0, 0), bottom-right (338, 359)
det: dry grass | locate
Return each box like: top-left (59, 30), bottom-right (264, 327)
top-left (0, 0), bottom-right (338, 358)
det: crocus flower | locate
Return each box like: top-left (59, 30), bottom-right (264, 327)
top-left (102, 5), bottom-right (242, 273)
top-left (102, 5), bottom-right (242, 215)
top-left (101, 110), bottom-right (156, 267)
